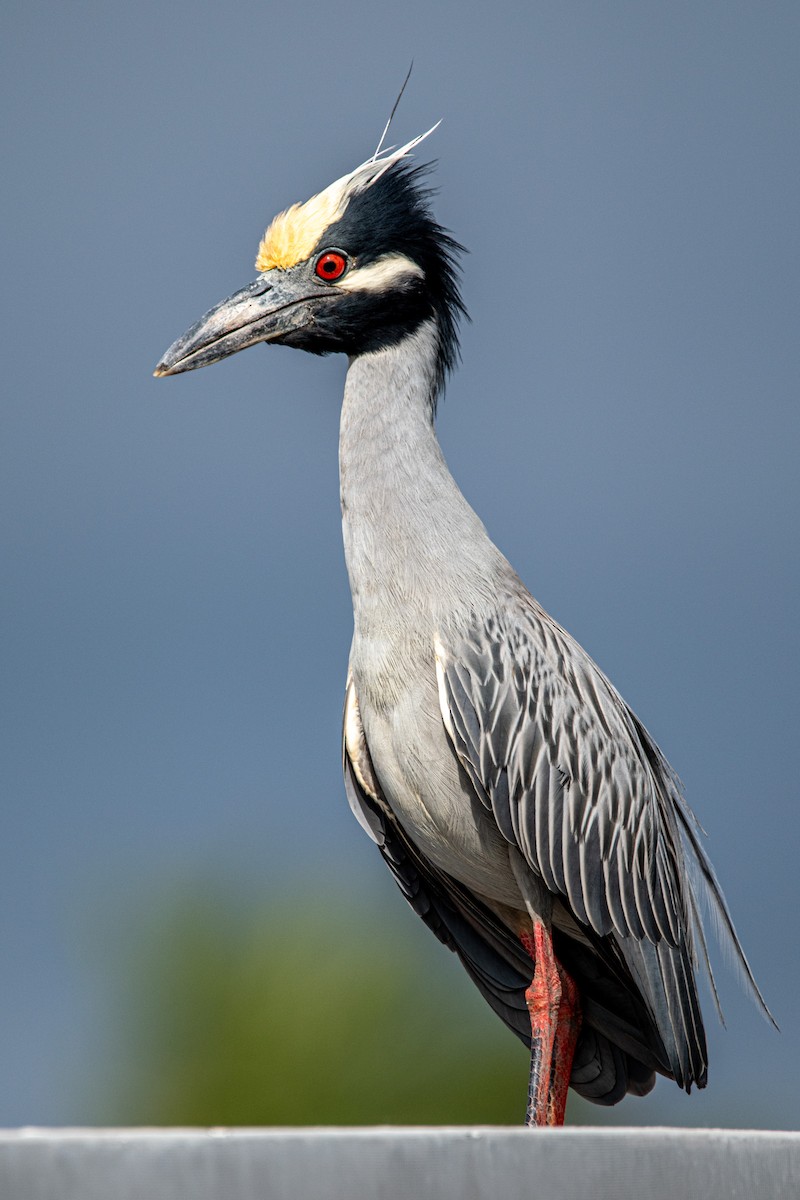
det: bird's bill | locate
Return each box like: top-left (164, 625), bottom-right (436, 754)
top-left (154, 272), bottom-right (322, 377)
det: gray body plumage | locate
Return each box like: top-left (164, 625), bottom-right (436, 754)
top-left (341, 318), bottom-right (764, 1103)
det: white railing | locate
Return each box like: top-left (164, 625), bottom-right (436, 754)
top-left (1, 1127), bottom-right (798, 1200)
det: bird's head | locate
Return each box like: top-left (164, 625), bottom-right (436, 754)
top-left (154, 129), bottom-right (465, 396)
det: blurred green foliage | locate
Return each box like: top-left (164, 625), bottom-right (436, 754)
top-left (100, 882), bottom-right (555, 1126)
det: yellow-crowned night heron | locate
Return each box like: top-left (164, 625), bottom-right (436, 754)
top-left (155, 130), bottom-right (772, 1125)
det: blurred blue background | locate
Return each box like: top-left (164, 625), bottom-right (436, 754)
top-left (2, 0), bottom-right (798, 1127)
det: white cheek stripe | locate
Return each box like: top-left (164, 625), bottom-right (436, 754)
top-left (337, 253), bottom-right (424, 293)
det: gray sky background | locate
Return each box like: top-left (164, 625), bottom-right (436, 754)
top-left (2, 0), bottom-right (799, 1126)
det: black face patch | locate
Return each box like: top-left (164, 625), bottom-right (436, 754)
top-left (307, 163), bottom-right (466, 399)
top-left (282, 273), bottom-right (430, 358)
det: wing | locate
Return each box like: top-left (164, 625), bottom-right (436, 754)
top-left (435, 603), bottom-right (688, 945)
top-left (435, 598), bottom-right (773, 1089)
top-left (343, 669), bottom-right (663, 1104)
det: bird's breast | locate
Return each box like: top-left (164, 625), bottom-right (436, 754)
top-left (350, 640), bottom-right (522, 909)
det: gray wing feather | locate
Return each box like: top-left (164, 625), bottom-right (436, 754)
top-left (437, 604), bottom-right (685, 949)
top-left (436, 598), bottom-right (774, 1086)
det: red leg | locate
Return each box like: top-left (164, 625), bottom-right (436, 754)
top-left (520, 923), bottom-right (581, 1127)
top-left (520, 923), bottom-right (560, 1126)
top-left (547, 962), bottom-right (582, 1126)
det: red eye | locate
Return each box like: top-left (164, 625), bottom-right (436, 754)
top-left (315, 251), bottom-right (348, 281)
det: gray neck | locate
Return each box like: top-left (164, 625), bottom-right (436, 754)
top-left (339, 320), bottom-right (503, 633)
